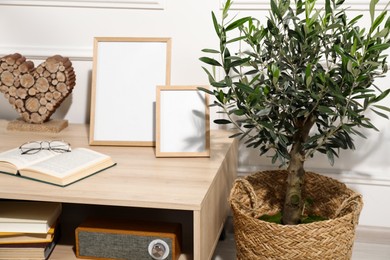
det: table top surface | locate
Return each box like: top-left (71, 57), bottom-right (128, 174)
top-left (0, 120), bottom-right (236, 211)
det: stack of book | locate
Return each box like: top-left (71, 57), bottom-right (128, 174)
top-left (0, 201), bottom-right (62, 260)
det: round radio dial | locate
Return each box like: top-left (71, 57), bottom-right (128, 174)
top-left (148, 239), bottom-right (170, 260)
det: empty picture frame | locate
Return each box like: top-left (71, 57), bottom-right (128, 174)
top-left (89, 37), bottom-right (171, 146)
top-left (156, 86), bottom-right (210, 157)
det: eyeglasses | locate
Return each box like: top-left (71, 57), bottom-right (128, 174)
top-left (19, 140), bottom-right (71, 155)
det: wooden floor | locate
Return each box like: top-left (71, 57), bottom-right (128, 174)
top-left (212, 217), bottom-right (390, 259)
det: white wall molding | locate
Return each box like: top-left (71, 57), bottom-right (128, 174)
top-left (0, 0), bottom-right (165, 10)
top-left (0, 46), bottom-right (92, 61)
top-left (222, 0), bottom-right (389, 10)
top-left (238, 166), bottom-right (390, 187)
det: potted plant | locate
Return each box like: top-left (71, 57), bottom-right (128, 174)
top-left (200, 0), bottom-right (390, 258)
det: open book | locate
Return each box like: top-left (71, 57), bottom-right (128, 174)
top-left (0, 147), bottom-right (116, 186)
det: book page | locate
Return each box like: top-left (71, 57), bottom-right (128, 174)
top-left (0, 148), bottom-right (57, 173)
top-left (21, 148), bottom-right (111, 179)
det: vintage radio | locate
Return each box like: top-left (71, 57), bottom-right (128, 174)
top-left (75, 218), bottom-right (181, 260)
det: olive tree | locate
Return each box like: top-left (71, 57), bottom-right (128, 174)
top-left (200, 0), bottom-right (390, 224)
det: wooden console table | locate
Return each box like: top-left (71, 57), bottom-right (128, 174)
top-left (0, 120), bottom-right (238, 260)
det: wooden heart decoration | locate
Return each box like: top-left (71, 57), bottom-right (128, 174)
top-left (0, 53), bottom-right (76, 124)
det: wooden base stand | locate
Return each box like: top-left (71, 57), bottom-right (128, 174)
top-left (6, 118), bottom-right (68, 133)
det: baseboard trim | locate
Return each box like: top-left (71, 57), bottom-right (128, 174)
top-left (356, 225), bottom-right (390, 244)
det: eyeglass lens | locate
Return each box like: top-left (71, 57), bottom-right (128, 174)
top-left (20, 141), bottom-right (42, 154)
top-left (49, 141), bottom-right (71, 152)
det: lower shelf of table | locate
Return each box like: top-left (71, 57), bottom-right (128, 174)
top-left (49, 244), bottom-right (193, 260)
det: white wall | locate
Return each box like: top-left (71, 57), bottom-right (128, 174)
top-left (0, 0), bottom-right (222, 123)
top-left (1, 0), bottom-right (390, 227)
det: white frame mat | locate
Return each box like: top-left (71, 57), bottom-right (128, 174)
top-left (156, 86), bottom-right (210, 157)
top-left (90, 37), bottom-right (171, 146)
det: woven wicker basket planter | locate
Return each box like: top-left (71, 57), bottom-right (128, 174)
top-left (229, 170), bottom-right (363, 260)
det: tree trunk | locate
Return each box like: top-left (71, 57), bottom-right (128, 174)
top-left (282, 116), bottom-right (315, 225)
top-left (282, 143), bottom-right (305, 225)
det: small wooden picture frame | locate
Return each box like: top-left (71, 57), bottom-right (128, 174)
top-left (156, 86), bottom-right (210, 157)
top-left (89, 37), bottom-right (172, 146)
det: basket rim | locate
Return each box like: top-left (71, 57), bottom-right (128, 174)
top-left (230, 196), bottom-right (362, 228)
top-left (229, 170), bottom-right (363, 227)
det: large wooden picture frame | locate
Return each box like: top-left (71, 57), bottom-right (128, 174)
top-left (156, 86), bottom-right (210, 157)
top-left (89, 37), bottom-right (171, 146)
